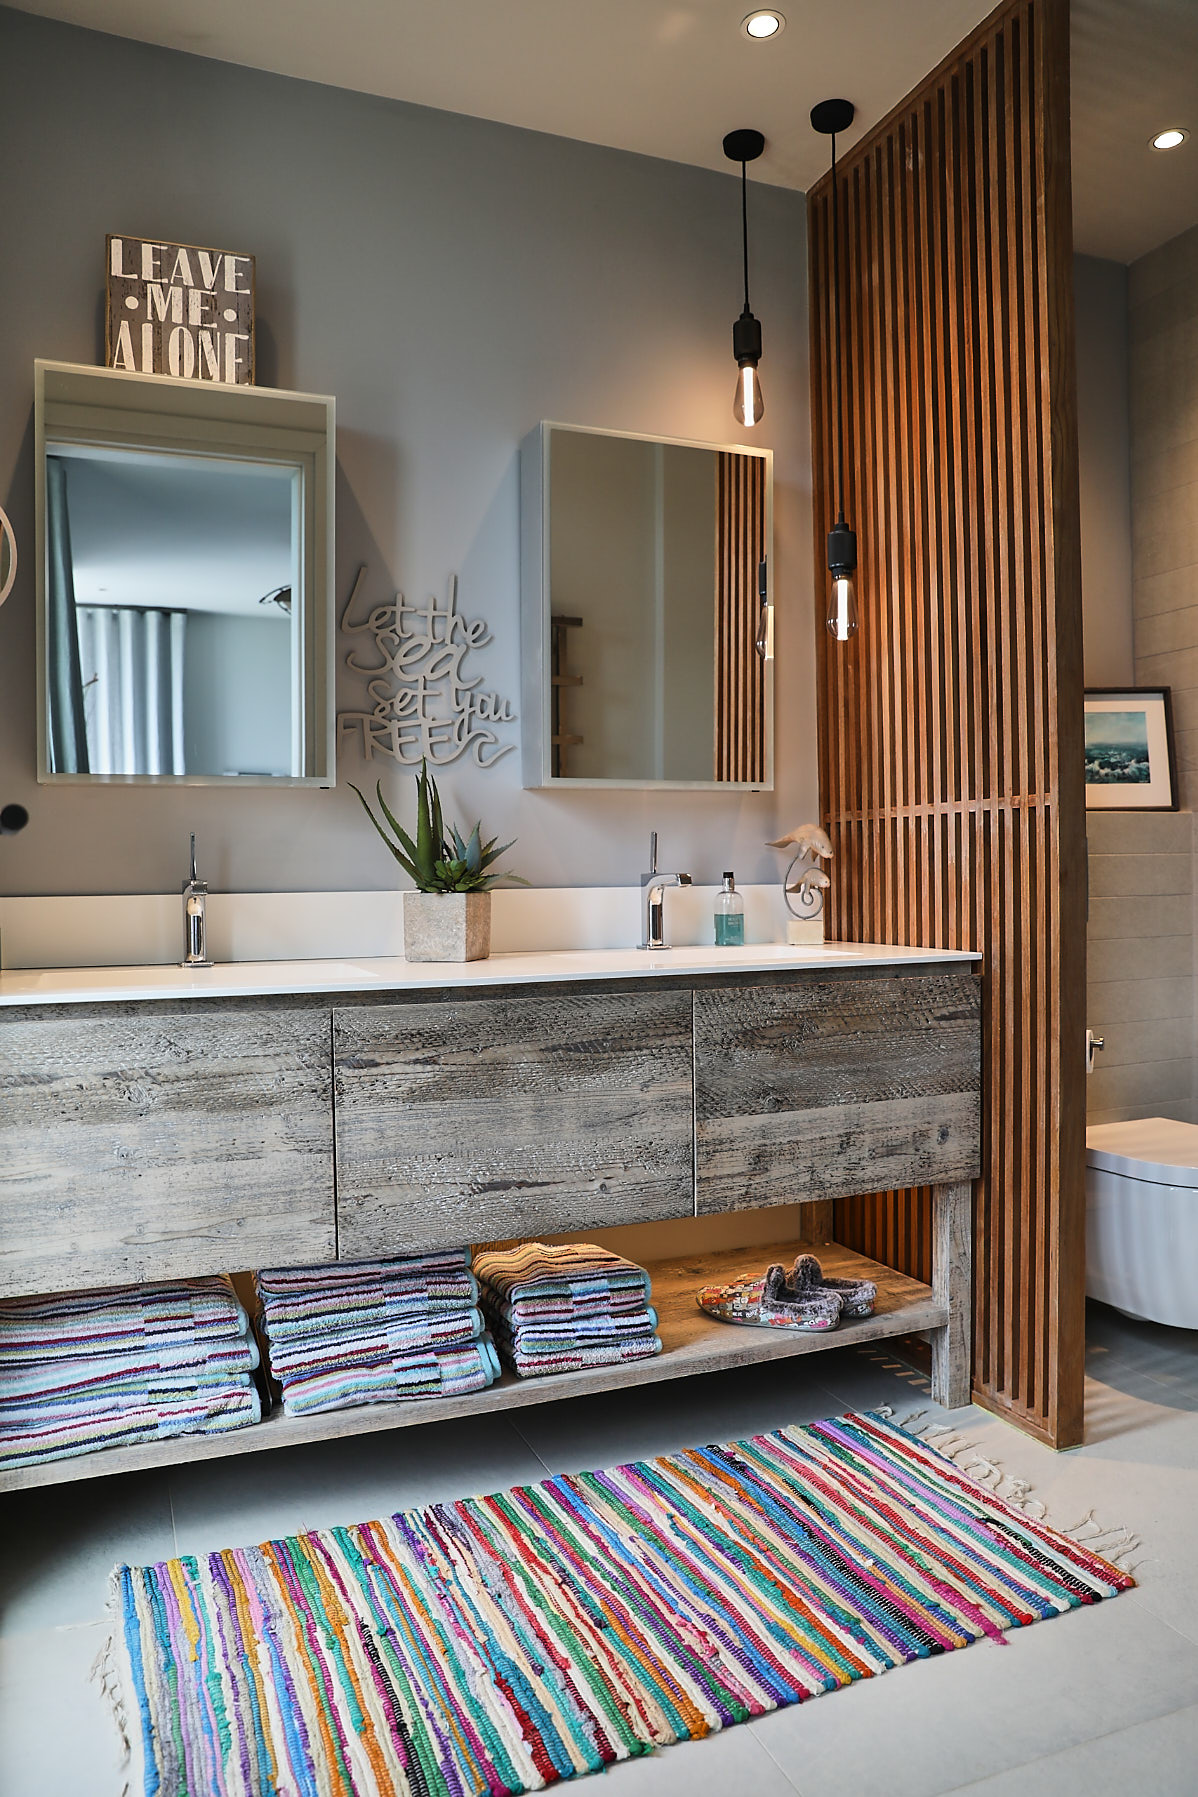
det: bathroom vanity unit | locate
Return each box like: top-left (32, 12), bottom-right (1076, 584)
top-left (0, 944), bottom-right (981, 1489)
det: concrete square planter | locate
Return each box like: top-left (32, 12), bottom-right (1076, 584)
top-left (402, 890), bottom-right (492, 962)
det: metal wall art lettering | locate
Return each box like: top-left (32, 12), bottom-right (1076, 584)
top-left (106, 235), bottom-right (255, 384)
top-left (338, 567), bottom-right (516, 768)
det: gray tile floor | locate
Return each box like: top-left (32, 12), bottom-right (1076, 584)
top-left (2, 1302), bottom-right (1195, 1796)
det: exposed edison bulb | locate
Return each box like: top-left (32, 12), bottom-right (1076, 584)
top-left (827, 572), bottom-right (858, 641)
top-left (734, 362), bottom-right (765, 427)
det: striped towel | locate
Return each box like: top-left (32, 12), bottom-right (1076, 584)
top-left (279, 1338), bottom-right (501, 1417)
top-left (0, 1276), bottom-right (253, 1368)
top-left (488, 1315), bottom-right (662, 1378)
top-left (492, 1284), bottom-right (661, 1326)
top-left (473, 1243), bottom-right (652, 1310)
top-left (1, 1343), bottom-right (259, 1407)
top-left (0, 1377), bottom-right (260, 1468)
top-left (264, 1308), bottom-right (486, 1380)
top-left (257, 1279), bottom-right (480, 1339)
top-left (480, 1292), bottom-right (659, 1348)
top-left (255, 1252), bottom-right (499, 1416)
top-left (475, 1244), bottom-right (661, 1380)
top-left (256, 1250), bottom-right (472, 1295)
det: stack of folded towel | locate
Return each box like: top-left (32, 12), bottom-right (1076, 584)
top-left (474, 1242), bottom-right (662, 1378)
top-left (0, 1277), bottom-right (261, 1469)
top-left (255, 1249), bottom-right (499, 1416)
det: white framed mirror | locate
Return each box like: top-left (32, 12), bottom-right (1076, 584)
top-left (520, 422), bottom-right (773, 791)
top-left (35, 360), bottom-right (335, 786)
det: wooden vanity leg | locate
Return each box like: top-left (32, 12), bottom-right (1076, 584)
top-left (797, 1200), bottom-right (836, 1247)
top-left (931, 1180), bottom-right (974, 1410)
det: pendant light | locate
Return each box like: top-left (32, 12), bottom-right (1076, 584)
top-left (722, 128), bottom-right (766, 427)
top-left (811, 98), bottom-right (857, 640)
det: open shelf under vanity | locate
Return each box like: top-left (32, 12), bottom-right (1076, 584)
top-left (0, 1241), bottom-right (943, 1492)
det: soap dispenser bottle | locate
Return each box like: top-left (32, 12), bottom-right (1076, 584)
top-left (181, 834), bottom-right (214, 968)
top-left (714, 871), bottom-right (745, 946)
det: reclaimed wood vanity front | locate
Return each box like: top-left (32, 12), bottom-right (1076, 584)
top-left (0, 948), bottom-right (982, 1488)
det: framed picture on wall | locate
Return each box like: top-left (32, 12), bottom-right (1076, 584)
top-left (1084, 688), bottom-right (1177, 810)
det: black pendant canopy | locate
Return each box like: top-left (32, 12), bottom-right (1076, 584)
top-left (723, 128), bottom-right (767, 427)
top-left (810, 98), bottom-right (855, 138)
top-left (722, 127), bottom-right (765, 163)
top-left (812, 98), bottom-right (859, 640)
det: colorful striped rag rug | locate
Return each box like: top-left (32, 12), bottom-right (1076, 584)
top-left (112, 1412), bottom-right (1133, 1796)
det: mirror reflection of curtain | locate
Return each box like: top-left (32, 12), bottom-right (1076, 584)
top-left (715, 452), bottom-right (766, 783)
top-left (45, 456), bottom-right (90, 774)
top-left (76, 606), bottom-right (187, 776)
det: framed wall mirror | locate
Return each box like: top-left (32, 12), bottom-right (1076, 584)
top-left (520, 423), bottom-right (773, 790)
top-left (35, 360), bottom-right (335, 786)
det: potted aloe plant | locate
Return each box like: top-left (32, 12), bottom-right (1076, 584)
top-left (350, 762), bottom-right (524, 962)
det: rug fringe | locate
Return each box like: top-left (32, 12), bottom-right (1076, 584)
top-left (90, 1569), bottom-right (132, 1797)
top-left (880, 1407), bottom-right (1142, 1572)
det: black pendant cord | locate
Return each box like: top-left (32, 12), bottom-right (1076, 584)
top-left (832, 128), bottom-right (844, 527)
top-left (741, 159), bottom-right (751, 312)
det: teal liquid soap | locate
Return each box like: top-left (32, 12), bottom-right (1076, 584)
top-left (714, 871), bottom-right (745, 946)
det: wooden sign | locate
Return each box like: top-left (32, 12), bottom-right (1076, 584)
top-left (106, 235), bottom-right (255, 384)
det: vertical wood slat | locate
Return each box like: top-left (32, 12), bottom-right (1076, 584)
top-left (809, 0), bottom-right (1084, 1446)
top-left (715, 452), bottom-right (766, 783)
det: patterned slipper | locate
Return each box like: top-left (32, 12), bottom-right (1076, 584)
top-left (697, 1264), bottom-right (844, 1332)
top-left (789, 1253), bottom-right (877, 1320)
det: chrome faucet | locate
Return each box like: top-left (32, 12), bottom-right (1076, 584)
top-left (640, 830), bottom-right (691, 950)
top-left (181, 834), bottom-right (214, 968)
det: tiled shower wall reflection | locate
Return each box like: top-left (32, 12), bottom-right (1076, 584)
top-left (1086, 810), bottom-right (1195, 1124)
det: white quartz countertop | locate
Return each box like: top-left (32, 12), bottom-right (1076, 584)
top-left (0, 941), bottom-right (980, 1008)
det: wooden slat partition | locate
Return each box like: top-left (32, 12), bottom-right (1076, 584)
top-left (715, 451), bottom-right (766, 782)
top-left (808, 0), bottom-right (1085, 1445)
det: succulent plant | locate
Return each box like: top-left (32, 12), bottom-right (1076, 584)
top-left (350, 761), bottom-right (525, 894)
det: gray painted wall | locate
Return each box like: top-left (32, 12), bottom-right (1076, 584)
top-left (1085, 222), bottom-right (1198, 1129)
top-left (1086, 809), bottom-right (1194, 1126)
top-left (1131, 220), bottom-right (1198, 803)
top-left (1075, 254), bottom-right (1134, 688)
top-left (0, 7), bottom-right (812, 898)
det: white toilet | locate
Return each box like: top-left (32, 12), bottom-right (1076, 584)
top-left (1086, 1118), bottom-right (1198, 1329)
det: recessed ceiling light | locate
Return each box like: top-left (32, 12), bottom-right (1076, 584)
top-left (1151, 127), bottom-right (1188, 150)
top-left (742, 11), bottom-right (785, 39)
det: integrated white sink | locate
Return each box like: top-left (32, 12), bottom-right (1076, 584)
top-left (0, 942), bottom-right (980, 1008)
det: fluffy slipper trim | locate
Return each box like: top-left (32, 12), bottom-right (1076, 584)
top-left (789, 1253), bottom-right (824, 1293)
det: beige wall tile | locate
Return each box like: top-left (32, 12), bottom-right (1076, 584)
top-left (1134, 605), bottom-right (1198, 660)
top-left (1131, 436), bottom-right (1198, 501)
top-left (1085, 812), bottom-right (1193, 856)
top-left (1129, 223), bottom-right (1198, 308)
top-left (1084, 1015), bottom-right (1194, 1068)
top-left (1088, 934), bottom-right (1193, 983)
top-left (1133, 642), bottom-right (1198, 686)
top-left (1087, 1058), bottom-right (1194, 1112)
top-left (1087, 893), bottom-right (1193, 939)
top-left (1086, 1102), bottom-right (1197, 1127)
top-left (1086, 975), bottom-right (1195, 1021)
top-left (1087, 853), bottom-right (1192, 897)
top-left (1133, 565), bottom-right (1198, 619)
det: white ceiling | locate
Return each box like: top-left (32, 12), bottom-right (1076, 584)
top-left (9, 0), bottom-right (1198, 262)
top-left (1071, 0), bottom-right (1198, 263)
top-left (5, 0), bottom-right (994, 191)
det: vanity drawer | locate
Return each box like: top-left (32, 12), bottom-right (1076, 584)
top-left (333, 988), bottom-right (694, 1254)
top-left (0, 1003), bottom-right (335, 1298)
top-left (694, 972), bottom-right (982, 1212)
